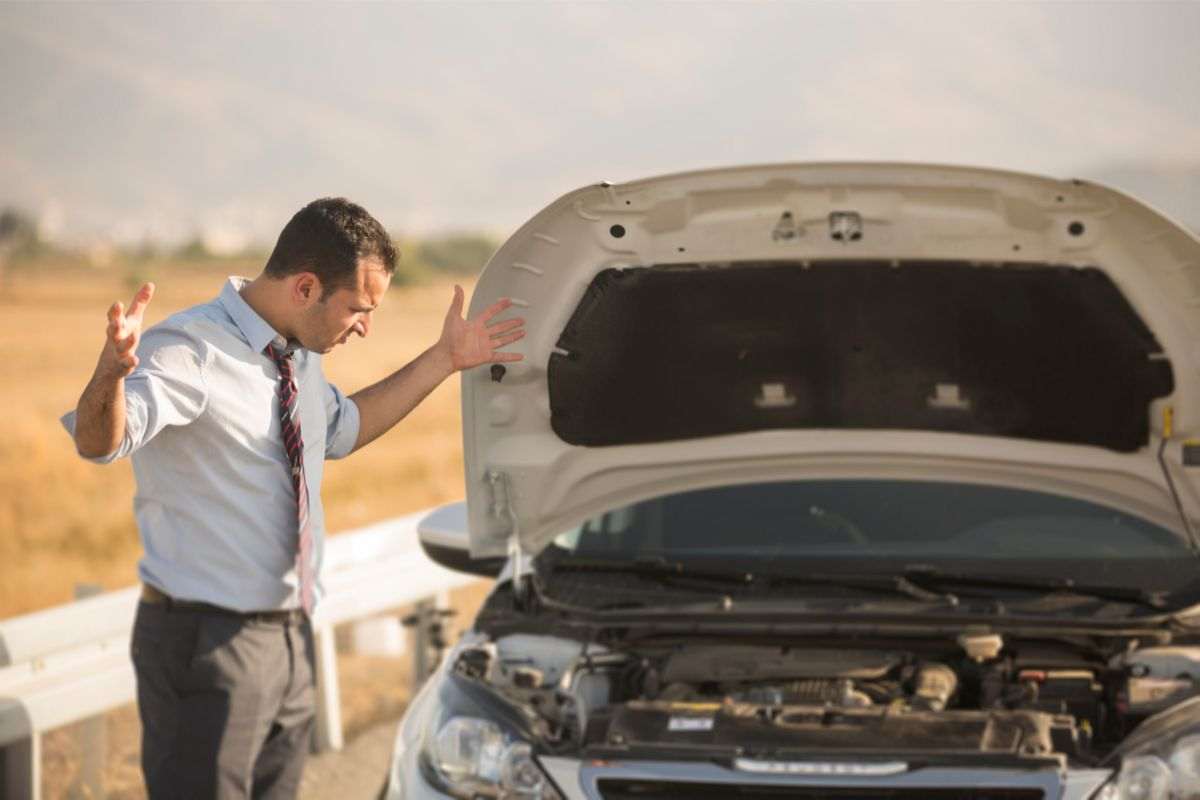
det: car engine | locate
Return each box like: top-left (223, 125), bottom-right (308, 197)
top-left (451, 631), bottom-right (1200, 765)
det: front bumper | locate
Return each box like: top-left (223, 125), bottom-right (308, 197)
top-left (543, 759), bottom-right (1112, 800)
top-left (389, 748), bottom-right (1114, 799)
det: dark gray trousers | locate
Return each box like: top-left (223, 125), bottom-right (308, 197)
top-left (130, 600), bottom-right (316, 800)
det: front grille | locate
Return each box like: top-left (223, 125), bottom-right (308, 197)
top-left (597, 781), bottom-right (1043, 800)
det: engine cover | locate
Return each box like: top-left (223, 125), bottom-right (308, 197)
top-left (584, 701), bottom-right (1081, 763)
top-left (660, 647), bottom-right (902, 683)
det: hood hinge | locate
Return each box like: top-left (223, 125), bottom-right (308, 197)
top-left (485, 469), bottom-right (513, 532)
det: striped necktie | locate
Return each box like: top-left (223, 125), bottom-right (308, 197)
top-left (266, 344), bottom-right (315, 615)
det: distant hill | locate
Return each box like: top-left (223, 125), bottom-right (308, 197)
top-left (1083, 162), bottom-right (1200, 234)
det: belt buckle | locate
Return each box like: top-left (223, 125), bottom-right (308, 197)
top-left (141, 583), bottom-right (169, 606)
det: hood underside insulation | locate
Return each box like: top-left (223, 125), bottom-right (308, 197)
top-left (548, 260), bottom-right (1173, 452)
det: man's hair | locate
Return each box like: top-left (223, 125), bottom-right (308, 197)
top-left (263, 198), bottom-right (397, 299)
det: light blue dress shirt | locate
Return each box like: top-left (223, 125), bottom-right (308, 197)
top-left (62, 277), bottom-right (360, 611)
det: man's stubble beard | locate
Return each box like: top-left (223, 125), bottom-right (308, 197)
top-left (297, 304), bottom-right (339, 354)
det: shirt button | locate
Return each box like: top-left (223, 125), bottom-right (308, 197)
top-left (292, 465), bottom-right (302, 476)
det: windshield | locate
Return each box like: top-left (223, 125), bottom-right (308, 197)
top-left (539, 480), bottom-right (1198, 600)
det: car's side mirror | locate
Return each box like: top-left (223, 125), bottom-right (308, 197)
top-left (417, 501), bottom-right (505, 578)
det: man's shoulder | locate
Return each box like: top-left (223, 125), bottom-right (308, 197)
top-left (146, 296), bottom-right (237, 346)
top-left (137, 295), bottom-right (249, 372)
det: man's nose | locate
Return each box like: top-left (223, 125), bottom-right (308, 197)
top-left (354, 318), bottom-right (369, 338)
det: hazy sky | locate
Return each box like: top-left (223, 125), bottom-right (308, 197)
top-left (2, 1), bottom-right (1198, 247)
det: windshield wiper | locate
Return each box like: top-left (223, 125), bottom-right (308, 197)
top-left (543, 557), bottom-right (960, 608)
top-left (546, 556), bottom-right (752, 587)
top-left (757, 570), bottom-right (960, 607)
top-left (540, 556), bottom-right (752, 609)
top-left (900, 566), bottom-right (1169, 611)
top-left (546, 559), bottom-right (1168, 614)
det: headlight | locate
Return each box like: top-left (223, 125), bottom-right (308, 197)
top-left (424, 716), bottom-right (561, 799)
top-left (431, 716), bottom-right (506, 784)
top-left (1099, 732), bottom-right (1200, 799)
top-left (501, 742), bottom-right (555, 797)
top-left (1102, 755), bottom-right (1172, 800)
top-left (1170, 735), bottom-right (1200, 796)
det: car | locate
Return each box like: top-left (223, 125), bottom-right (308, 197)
top-left (381, 162), bottom-right (1200, 799)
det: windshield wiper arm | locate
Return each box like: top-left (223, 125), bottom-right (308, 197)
top-left (543, 556), bottom-right (755, 607)
top-left (901, 567), bottom-right (1169, 610)
top-left (548, 555), bottom-right (753, 583)
top-left (757, 570), bottom-right (960, 607)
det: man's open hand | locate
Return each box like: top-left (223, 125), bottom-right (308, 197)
top-left (99, 282), bottom-right (155, 380)
top-left (439, 285), bottom-right (525, 372)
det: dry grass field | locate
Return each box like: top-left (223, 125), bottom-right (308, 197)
top-left (0, 261), bottom-right (493, 797)
top-left (0, 262), bottom-right (477, 616)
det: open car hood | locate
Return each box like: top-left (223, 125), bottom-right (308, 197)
top-left (461, 162), bottom-right (1200, 558)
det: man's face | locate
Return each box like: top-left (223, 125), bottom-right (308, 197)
top-left (300, 257), bottom-right (391, 354)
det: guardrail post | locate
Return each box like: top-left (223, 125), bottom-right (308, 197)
top-left (405, 594), bottom-right (455, 686)
top-left (411, 598), bottom-right (434, 683)
top-left (71, 583), bottom-right (106, 800)
top-left (2, 733), bottom-right (40, 800)
top-left (312, 622), bottom-right (343, 753)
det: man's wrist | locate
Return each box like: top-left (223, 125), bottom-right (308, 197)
top-left (91, 358), bottom-right (128, 385)
top-left (428, 341), bottom-right (457, 378)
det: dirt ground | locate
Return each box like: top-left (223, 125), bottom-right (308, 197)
top-left (298, 715), bottom-right (400, 800)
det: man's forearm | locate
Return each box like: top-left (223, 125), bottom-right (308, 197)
top-left (349, 343), bottom-right (455, 453)
top-left (74, 371), bottom-right (126, 458)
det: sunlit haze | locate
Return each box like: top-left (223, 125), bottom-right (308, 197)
top-left (2, 1), bottom-right (1198, 248)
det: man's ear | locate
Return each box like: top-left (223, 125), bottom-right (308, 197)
top-left (292, 272), bottom-right (323, 307)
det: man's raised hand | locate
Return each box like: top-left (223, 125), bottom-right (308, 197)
top-left (100, 282), bottom-right (155, 379)
top-left (439, 284), bottom-right (525, 372)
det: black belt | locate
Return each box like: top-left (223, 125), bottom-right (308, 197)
top-left (141, 584), bottom-right (307, 625)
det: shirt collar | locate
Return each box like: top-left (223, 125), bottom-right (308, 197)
top-left (218, 277), bottom-right (289, 354)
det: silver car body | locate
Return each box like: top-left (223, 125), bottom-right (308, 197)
top-left (385, 162), bottom-right (1200, 799)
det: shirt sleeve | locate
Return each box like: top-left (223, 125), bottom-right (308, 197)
top-left (323, 379), bottom-right (360, 460)
top-left (61, 325), bottom-right (209, 464)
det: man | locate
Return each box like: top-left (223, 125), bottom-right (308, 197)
top-left (62, 198), bottom-right (524, 799)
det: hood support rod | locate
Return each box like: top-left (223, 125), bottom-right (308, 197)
top-left (1157, 406), bottom-right (1200, 555)
top-left (488, 469), bottom-right (535, 607)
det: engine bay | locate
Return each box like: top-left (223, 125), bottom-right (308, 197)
top-left (451, 631), bottom-right (1200, 766)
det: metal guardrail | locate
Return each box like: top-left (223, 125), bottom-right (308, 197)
top-left (0, 506), bottom-right (478, 800)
